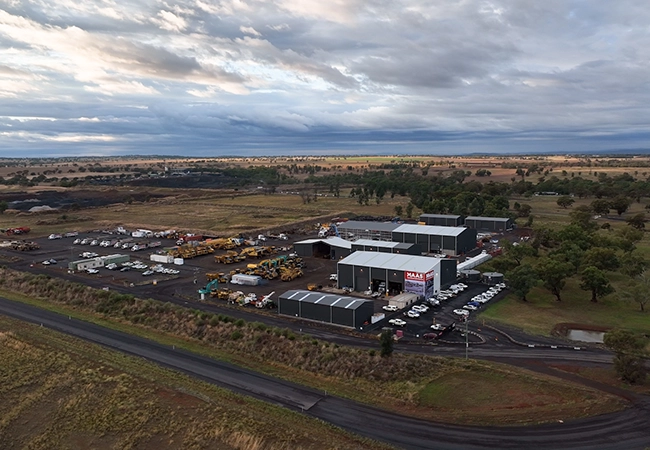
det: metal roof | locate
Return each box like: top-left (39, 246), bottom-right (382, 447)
top-left (465, 216), bottom-right (511, 222)
top-left (419, 214), bottom-right (462, 219)
top-left (294, 237), bottom-right (352, 249)
top-left (393, 223), bottom-right (467, 237)
top-left (338, 251), bottom-right (443, 273)
top-left (352, 239), bottom-right (400, 248)
top-left (279, 290), bottom-right (372, 310)
top-left (336, 221), bottom-right (401, 232)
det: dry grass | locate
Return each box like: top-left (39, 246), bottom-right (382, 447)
top-left (0, 267), bottom-right (626, 426)
top-left (0, 316), bottom-right (390, 450)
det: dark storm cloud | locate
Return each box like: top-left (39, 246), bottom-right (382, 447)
top-left (0, 0), bottom-right (649, 156)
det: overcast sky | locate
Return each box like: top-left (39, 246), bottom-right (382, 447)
top-left (1, 0), bottom-right (649, 157)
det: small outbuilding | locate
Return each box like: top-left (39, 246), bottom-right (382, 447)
top-left (464, 216), bottom-right (514, 232)
top-left (482, 272), bottom-right (504, 285)
top-left (278, 290), bottom-right (374, 328)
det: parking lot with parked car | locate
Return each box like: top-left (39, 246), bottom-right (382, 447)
top-left (376, 282), bottom-right (507, 340)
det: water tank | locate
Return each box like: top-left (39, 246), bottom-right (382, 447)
top-left (482, 272), bottom-right (504, 285)
top-left (460, 269), bottom-right (481, 282)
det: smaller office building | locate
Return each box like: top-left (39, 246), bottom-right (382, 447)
top-left (278, 290), bottom-right (374, 328)
top-left (419, 214), bottom-right (465, 227)
top-left (337, 251), bottom-right (457, 298)
top-left (68, 254), bottom-right (130, 271)
top-left (293, 237), bottom-right (352, 260)
top-left (465, 216), bottom-right (514, 232)
top-left (351, 239), bottom-right (420, 255)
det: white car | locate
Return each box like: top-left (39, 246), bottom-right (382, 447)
top-left (428, 298), bottom-right (440, 306)
top-left (383, 305), bottom-right (398, 312)
top-left (412, 305), bottom-right (429, 313)
top-left (142, 270), bottom-right (154, 276)
top-left (388, 318), bottom-right (406, 327)
top-left (86, 269), bottom-right (99, 274)
top-left (463, 304), bottom-right (478, 311)
top-left (453, 309), bottom-right (470, 316)
top-left (406, 310), bottom-right (420, 319)
top-left (430, 323), bottom-right (444, 331)
top-left (329, 274), bottom-right (338, 281)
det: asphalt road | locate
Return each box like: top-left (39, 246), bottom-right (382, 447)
top-left (1, 297), bottom-right (649, 450)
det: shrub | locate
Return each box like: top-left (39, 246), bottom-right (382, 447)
top-left (231, 331), bottom-right (244, 341)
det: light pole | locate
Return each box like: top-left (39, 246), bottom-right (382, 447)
top-left (465, 315), bottom-right (469, 360)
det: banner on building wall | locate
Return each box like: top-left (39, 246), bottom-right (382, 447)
top-left (425, 270), bottom-right (435, 298)
top-left (404, 271), bottom-right (425, 297)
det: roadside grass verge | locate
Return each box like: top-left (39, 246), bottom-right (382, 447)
top-left (0, 315), bottom-right (388, 450)
top-left (0, 267), bottom-right (627, 426)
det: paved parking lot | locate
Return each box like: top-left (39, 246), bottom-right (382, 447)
top-left (371, 282), bottom-right (507, 340)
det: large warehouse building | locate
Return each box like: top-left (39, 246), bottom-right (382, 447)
top-left (418, 214), bottom-right (465, 227)
top-left (351, 239), bottom-right (420, 255)
top-left (464, 216), bottom-right (514, 232)
top-left (278, 290), bottom-right (374, 328)
top-left (391, 224), bottom-right (476, 256)
top-left (335, 221), bottom-right (476, 256)
top-left (293, 237), bottom-right (352, 260)
top-left (337, 251), bottom-right (457, 298)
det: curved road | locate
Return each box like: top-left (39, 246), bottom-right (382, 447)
top-left (1, 298), bottom-right (649, 450)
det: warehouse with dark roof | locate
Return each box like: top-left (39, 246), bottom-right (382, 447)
top-left (278, 290), bottom-right (374, 328)
top-left (418, 214), bottom-right (465, 227)
top-left (292, 237), bottom-right (352, 259)
top-left (464, 216), bottom-right (514, 232)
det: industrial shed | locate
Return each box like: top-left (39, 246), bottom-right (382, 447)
top-left (351, 239), bottom-right (420, 255)
top-left (278, 290), bottom-right (374, 328)
top-left (464, 216), bottom-right (514, 232)
top-left (293, 237), bottom-right (352, 260)
top-left (419, 214), bottom-right (465, 227)
top-left (391, 224), bottom-right (476, 256)
top-left (337, 251), bottom-right (457, 298)
top-left (336, 221), bottom-right (399, 241)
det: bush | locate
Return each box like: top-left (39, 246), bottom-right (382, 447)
top-left (231, 331), bottom-right (244, 341)
top-left (234, 319), bottom-right (245, 327)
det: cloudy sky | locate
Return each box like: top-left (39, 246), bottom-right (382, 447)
top-left (0, 0), bottom-right (649, 157)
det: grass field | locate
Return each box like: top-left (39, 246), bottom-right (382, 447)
top-left (0, 187), bottom-right (417, 237)
top-left (417, 367), bottom-right (619, 424)
top-left (0, 316), bottom-right (388, 450)
top-left (0, 279), bottom-right (627, 427)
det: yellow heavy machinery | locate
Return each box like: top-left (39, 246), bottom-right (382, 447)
top-left (214, 250), bottom-right (239, 264)
top-left (206, 272), bottom-right (229, 283)
top-left (239, 247), bottom-right (259, 259)
top-left (280, 267), bottom-right (303, 282)
top-left (11, 241), bottom-right (40, 251)
top-left (307, 283), bottom-right (322, 291)
top-left (212, 288), bottom-right (232, 300)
